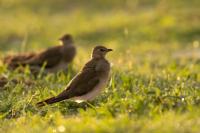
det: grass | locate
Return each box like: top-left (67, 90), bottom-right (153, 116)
top-left (0, 0), bottom-right (200, 132)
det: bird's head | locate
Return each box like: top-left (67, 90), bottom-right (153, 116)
top-left (59, 34), bottom-right (73, 45)
top-left (92, 45), bottom-right (113, 59)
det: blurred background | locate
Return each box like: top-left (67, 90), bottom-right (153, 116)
top-left (0, 0), bottom-right (199, 70)
top-left (0, 1), bottom-right (200, 132)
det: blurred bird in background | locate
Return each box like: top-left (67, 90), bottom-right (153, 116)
top-left (3, 34), bottom-right (76, 73)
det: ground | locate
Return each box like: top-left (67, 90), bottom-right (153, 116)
top-left (0, 0), bottom-right (200, 133)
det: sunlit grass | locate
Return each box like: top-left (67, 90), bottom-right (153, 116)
top-left (0, 0), bottom-right (200, 132)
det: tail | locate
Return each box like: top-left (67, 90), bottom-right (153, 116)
top-left (36, 95), bottom-right (67, 107)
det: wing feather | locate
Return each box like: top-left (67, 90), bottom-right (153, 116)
top-left (56, 59), bottom-right (100, 98)
top-left (25, 46), bottom-right (62, 67)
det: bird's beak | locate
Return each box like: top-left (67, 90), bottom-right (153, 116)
top-left (107, 49), bottom-right (113, 52)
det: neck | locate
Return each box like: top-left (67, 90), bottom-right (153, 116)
top-left (92, 54), bottom-right (105, 59)
top-left (61, 40), bottom-right (73, 46)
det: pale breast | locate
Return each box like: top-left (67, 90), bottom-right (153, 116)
top-left (47, 61), bottom-right (68, 73)
top-left (95, 59), bottom-right (110, 76)
top-left (61, 45), bottom-right (76, 62)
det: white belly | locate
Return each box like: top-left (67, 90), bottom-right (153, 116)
top-left (72, 77), bottom-right (108, 103)
top-left (48, 61), bottom-right (68, 73)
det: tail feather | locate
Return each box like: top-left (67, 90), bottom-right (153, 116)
top-left (36, 95), bottom-right (68, 107)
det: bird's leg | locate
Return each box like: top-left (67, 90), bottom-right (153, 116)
top-left (84, 101), bottom-right (97, 112)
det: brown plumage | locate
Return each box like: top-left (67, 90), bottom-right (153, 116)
top-left (4, 53), bottom-right (36, 69)
top-left (36, 45), bottom-right (113, 107)
top-left (4, 34), bottom-right (76, 73)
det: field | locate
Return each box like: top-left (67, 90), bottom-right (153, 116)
top-left (0, 0), bottom-right (200, 132)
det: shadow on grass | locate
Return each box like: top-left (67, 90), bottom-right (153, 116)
top-left (1, 101), bottom-right (97, 119)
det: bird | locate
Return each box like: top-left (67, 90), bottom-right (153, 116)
top-left (3, 53), bottom-right (36, 69)
top-left (4, 34), bottom-right (76, 73)
top-left (36, 45), bottom-right (113, 107)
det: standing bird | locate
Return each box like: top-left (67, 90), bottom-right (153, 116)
top-left (36, 45), bottom-right (113, 107)
top-left (4, 34), bottom-right (76, 73)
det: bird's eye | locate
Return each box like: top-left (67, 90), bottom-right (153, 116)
top-left (100, 49), bottom-right (105, 52)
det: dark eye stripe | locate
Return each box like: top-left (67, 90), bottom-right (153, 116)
top-left (100, 49), bottom-right (105, 51)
